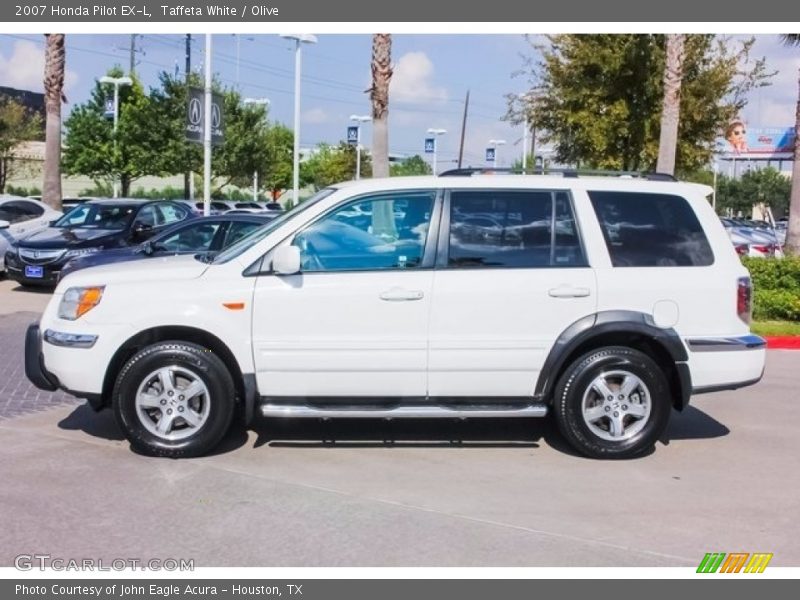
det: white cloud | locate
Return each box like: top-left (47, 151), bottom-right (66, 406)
top-left (0, 40), bottom-right (79, 97)
top-left (390, 51), bottom-right (448, 104)
top-left (302, 107), bottom-right (329, 124)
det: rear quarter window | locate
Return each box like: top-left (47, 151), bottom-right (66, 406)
top-left (588, 191), bottom-right (714, 267)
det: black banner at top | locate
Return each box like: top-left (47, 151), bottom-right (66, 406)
top-left (3, 0), bottom-right (800, 22)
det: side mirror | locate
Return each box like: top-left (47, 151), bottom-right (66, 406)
top-left (272, 245), bottom-right (301, 275)
top-left (0, 220), bottom-right (9, 230)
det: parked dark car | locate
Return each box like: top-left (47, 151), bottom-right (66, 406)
top-left (4, 199), bottom-right (194, 286)
top-left (60, 213), bottom-right (273, 279)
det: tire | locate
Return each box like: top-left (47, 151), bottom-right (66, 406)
top-left (112, 341), bottom-right (236, 458)
top-left (553, 346), bottom-right (671, 459)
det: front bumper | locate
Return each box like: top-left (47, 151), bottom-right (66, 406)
top-left (25, 322), bottom-right (104, 409)
top-left (5, 261), bottom-right (62, 286)
top-left (24, 323), bottom-right (60, 392)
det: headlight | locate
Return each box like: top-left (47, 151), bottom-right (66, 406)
top-left (64, 248), bottom-right (100, 259)
top-left (58, 286), bottom-right (105, 320)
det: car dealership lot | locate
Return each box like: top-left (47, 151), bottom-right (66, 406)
top-left (0, 283), bottom-right (798, 567)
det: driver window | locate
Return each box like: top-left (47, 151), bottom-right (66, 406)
top-left (293, 192), bottom-right (435, 272)
top-left (134, 205), bottom-right (159, 228)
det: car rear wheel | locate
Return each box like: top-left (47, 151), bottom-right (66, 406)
top-left (553, 346), bottom-right (671, 459)
top-left (112, 341), bottom-right (235, 458)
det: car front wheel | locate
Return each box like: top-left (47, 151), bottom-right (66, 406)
top-left (112, 341), bottom-right (235, 457)
top-left (553, 346), bottom-right (671, 459)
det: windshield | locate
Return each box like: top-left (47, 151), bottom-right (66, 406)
top-left (54, 203), bottom-right (137, 230)
top-left (212, 188), bottom-right (337, 264)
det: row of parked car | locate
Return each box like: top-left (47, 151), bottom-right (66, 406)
top-left (0, 195), bottom-right (281, 287)
top-left (720, 217), bottom-right (787, 259)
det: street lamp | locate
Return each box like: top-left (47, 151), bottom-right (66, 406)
top-left (489, 139), bottom-right (507, 167)
top-left (350, 114), bottom-right (371, 180)
top-left (244, 97), bottom-right (271, 202)
top-left (99, 75), bottom-right (133, 198)
top-left (427, 128), bottom-right (447, 175)
top-left (518, 92), bottom-right (535, 171)
top-left (281, 34), bottom-right (318, 205)
top-left (233, 34), bottom-right (255, 87)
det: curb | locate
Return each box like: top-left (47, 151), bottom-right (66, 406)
top-left (764, 336), bottom-right (800, 350)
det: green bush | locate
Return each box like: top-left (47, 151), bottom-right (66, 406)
top-left (742, 257), bottom-right (800, 321)
top-left (752, 289), bottom-right (800, 321)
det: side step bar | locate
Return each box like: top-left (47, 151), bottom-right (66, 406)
top-left (260, 404), bottom-right (548, 419)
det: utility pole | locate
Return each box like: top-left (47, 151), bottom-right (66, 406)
top-left (129, 34), bottom-right (136, 76)
top-left (458, 90), bottom-right (469, 169)
top-left (203, 34), bottom-right (212, 217)
top-left (184, 34), bottom-right (192, 200)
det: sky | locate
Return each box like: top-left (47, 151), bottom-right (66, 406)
top-left (0, 33), bottom-right (798, 171)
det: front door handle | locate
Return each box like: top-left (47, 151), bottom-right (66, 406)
top-left (548, 286), bottom-right (591, 298)
top-left (380, 288), bottom-right (425, 302)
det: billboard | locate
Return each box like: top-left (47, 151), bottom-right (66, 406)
top-left (718, 122), bottom-right (795, 160)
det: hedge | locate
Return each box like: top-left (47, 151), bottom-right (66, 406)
top-left (742, 256), bottom-right (800, 321)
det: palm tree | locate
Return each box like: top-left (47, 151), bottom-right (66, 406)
top-left (42, 34), bottom-right (65, 212)
top-left (369, 34), bottom-right (392, 178)
top-left (656, 34), bottom-right (685, 176)
top-left (782, 34), bottom-right (800, 255)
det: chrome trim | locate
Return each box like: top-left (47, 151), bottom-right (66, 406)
top-left (686, 334), bottom-right (766, 352)
top-left (260, 404), bottom-right (548, 419)
top-left (43, 329), bottom-right (98, 349)
top-left (18, 247), bottom-right (65, 265)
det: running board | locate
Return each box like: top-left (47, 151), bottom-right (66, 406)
top-left (259, 404), bottom-right (548, 419)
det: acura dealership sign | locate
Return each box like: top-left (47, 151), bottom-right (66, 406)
top-left (186, 88), bottom-right (225, 145)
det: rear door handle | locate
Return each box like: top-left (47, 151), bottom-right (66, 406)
top-left (380, 288), bottom-right (425, 302)
top-left (548, 286), bottom-right (591, 298)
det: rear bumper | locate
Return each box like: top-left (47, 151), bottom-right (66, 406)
top-left (686, 334), bottom-right (766, 394)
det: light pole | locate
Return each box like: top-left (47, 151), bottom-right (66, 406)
top-left (427, 128), bottom-right (447, 175)
top-left (202, 34), bottom-right (212, 216)
top-left (233, 34), bottom-right (255, 87)
top-left (244, 97), bottom-right (271, 201)
top-left (350, 114), bottom-right (371, 180)
top-left (99, 75), bottom-right (133, 198)
top-left (489, 139), bottom-right (507, 167)
top-left (281, 34), bottom-right (317, 205)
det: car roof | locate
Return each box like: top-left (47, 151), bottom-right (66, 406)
top-left (83, 198), bottom-right (178, 206)
top-left (329, 175), bottom-right (713, 196)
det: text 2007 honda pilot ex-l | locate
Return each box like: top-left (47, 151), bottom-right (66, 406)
top-left (25, 173), bottom-right (766, 459)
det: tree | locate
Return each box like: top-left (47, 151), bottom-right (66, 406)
top-left (302, 142), bottom-right (372, 190)
top-left (712, 168), bottom-right (791, 217)
top-left (0, 99), bottom-right (42, 193)
top-left (656, 34), bottom-right (685, 175)
top-left (510, 35), bottom-right (770, 172)
top-left (258, 123), bottom-right (294, 200)
top-left (63, 68), bottom-right (163, 196)
top-left (782, 33), bottom-right (800, 255)
top-left (43, 33), bottom-right (65, 211)
top-left (390, 155), bottom-right (432, 177)
top-left (369, 34), bottom-right (392, 179)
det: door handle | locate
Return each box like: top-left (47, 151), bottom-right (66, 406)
top-left (548, 286), bottom-right (591, 298)
top-left (379, 288), bottom-right (425, 302)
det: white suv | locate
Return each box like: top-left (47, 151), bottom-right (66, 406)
top-left (25, 174), bottom-right (766, 459)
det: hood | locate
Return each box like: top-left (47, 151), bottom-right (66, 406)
top-left (58, 254), bottom-right (210, 289)
top-left (18, 227), bottom-right (123, 249)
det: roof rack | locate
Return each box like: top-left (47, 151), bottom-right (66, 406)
top-left (437, 167), bottom-right (677, 182)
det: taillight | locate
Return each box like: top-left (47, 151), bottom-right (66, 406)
top-left (737, 277), bottom-right (752, 324)
top-left (734, 244), bottom-right (749, 256)
top-left (752, 244), bottom-right (770, 254)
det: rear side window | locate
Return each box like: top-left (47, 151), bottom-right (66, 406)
top-left (588, 191), bottom-right (714, 267)
top-left (447, 190), bottom-right (586, 268)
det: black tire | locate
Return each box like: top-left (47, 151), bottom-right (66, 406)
top-left (553, 346), bottom-right (671, 459)
top-left (112, 341), bottom-right (236, 458)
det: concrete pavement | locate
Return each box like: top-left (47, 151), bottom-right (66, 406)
top-left (1, 350), bottom-right (798, 567)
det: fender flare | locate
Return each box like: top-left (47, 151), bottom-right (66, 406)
top-left (534, 310), bottom-right (691, 409)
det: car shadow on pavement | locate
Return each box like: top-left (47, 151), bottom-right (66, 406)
top-left (9, 284), bottom-right (52, 294)
top-left (660, 405), bottom-right (730, 445)
top-left (58, 403), bottom-right (126, 441)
